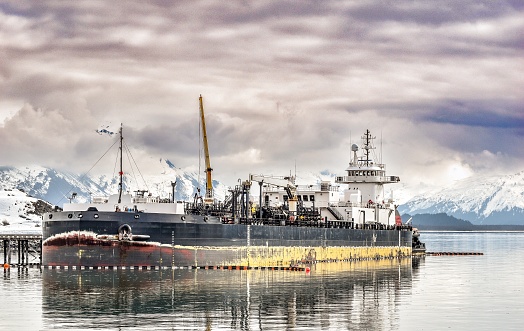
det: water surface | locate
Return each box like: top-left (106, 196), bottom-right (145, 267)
top-left (1, 232), bottom-right (523, 330)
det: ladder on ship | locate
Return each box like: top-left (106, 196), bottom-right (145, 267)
top-left (326, 206), bottom-right (344, 220)
top-left (222, 193), bottom-right (233, 210)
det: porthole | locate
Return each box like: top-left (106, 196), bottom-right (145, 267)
top-left (67, 214), bottom-right (73, 219)
top-left (134, 214), bottom-right (140, 219)
top-left (78, 213), bottom-right (83, 218)
top-left (181, 216), bottom-right (186, 221)
top-left (48, 214), bottom-right (53, 219)
top-left (94, 214), bottom-right (99, 219)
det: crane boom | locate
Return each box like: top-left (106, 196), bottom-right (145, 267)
top-left (199, 95), bottom-right (213, 204)
top-left (249, 174), bottom-right (296, 196)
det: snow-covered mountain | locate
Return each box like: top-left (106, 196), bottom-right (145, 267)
top-left (0, 159), bottom-right (228, 208)
top-left (398, 171), bottom-right (524, 225)
top-left (2, 160), bottom-right (523, 227)
top-left (0, 188), bottom-right (52, 233)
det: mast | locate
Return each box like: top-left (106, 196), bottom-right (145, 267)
top-left (362, 129), bottom-right (374, 166)
top-left (118, 124), bottom-right (123, 204)
top-left (199, 95), bottom-right (213, 204)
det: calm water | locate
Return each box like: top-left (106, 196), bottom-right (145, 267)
top-left (1, 232), bottom-right (524, 330)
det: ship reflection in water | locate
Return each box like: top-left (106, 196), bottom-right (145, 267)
top-left (42, 259), bottom-right (418, 330)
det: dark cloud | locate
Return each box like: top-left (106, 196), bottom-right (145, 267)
top-left (348, 1), bottom-right (518, 26)
top-left (133, 122), bottom-right (199, 157)
top-left (423, 99), bottom-right (524, 129)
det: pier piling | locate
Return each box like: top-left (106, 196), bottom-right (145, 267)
top-left (1, 234), bottom-right (42, 267)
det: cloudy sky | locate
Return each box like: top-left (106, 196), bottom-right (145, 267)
top-left (1, 1), bottom-right (523, 195)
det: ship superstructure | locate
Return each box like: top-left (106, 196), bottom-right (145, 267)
top-left (250, 130), bottom-right (401, 230)
top-left (331, 129), bottom-right (400, 228)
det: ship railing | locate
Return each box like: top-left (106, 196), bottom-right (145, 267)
top-left (336, 175), bottom-right (400, 183)
top-left (334, 201), bottom-right (393, 209)
top-left (236, 217), bottom-right (326, 227)
top-left (263, 185), bottom-right (340, 194)
top-left (295, 185), bottom-right (320, 191)
top-left (133, 197), bottom-right (160, 204)
top-left (91, 196), bottom-right (109, 204)
top-left (232, 217), bottom-right (412, 237)
top-left (295, 185), bottom-right (340, 192)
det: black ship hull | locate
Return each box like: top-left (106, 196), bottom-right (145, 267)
top-left (42, 210), bottom-right (412, 268)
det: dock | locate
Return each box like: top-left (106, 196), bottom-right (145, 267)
top-left (1, 233), bottom-right (42, 267)
top-left (426, 252), bottom-right (484, 256)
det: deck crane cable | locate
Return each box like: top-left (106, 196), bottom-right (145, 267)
top-left (123, 140), bottom-right (150, 192)
top-left (123, 146), bottom-right (134, 189)
top-left (55, 138), bottom-right (119, 206)
top-left (122, 142), bottom-right (137, 192)
top-left (112, 143), bottom-right (119, 184)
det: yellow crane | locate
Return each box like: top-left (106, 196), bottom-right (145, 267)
top-left (199, 95), bottom-right (214, 205)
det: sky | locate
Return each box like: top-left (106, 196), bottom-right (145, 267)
top-left (1, 1), bottom-right (523, 197)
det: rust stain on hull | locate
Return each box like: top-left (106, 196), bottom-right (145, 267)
top-left (172, 245), bottom-right (412, 267)
top-left (44, 242), bottom-right (411, 268)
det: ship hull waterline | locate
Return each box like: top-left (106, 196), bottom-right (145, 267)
top-left (42, 211), bottom-right (412, 268)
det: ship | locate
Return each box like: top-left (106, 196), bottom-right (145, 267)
top-left (41, 99), bottom-right (418, 268)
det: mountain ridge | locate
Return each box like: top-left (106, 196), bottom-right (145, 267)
top-left (1, 163), bottom-right (523, 226)
top-left (398, 171), bottom-right (524, 225)
top-left (0, 160), bottom-right (228, 208)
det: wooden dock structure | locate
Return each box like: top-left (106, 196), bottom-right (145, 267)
top-left (426, 251), bottom-right (484, 256)
top-left (1, 233), bottom-right (42, 267)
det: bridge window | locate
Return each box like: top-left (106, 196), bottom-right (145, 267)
top-left (310, 195), bottom-right (315, 202)
top-left (303, 195), bottom-right (308, 201)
